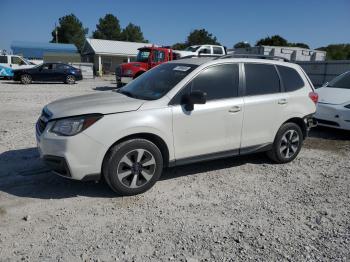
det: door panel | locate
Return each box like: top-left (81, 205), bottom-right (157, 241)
top-left (240, 63), bottom-right (287, 148)
top-left (172, 98), bottom-right (244, 159)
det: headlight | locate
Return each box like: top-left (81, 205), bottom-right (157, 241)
top-left (345, 104), bottom-right (350, 109)
top-left (50, 115), bottom-right (102, 136)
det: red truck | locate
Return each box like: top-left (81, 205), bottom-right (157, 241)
top-left (115, 46), bottom-right (178, 87)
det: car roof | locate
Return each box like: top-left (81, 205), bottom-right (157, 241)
top-left (170, 57), bottom-right (297, 68)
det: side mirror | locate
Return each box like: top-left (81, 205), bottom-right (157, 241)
top-left (181, 90), bottom-right (207, 111)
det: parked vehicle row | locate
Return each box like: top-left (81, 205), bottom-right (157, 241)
top-left (315, 71), bottom-right (350, 130)
top-left (37, 56), bottom-right (317, 196)
top-left (116, 44), bottom-right (227, 87)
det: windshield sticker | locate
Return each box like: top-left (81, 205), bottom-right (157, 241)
top-left (173, 66), bottom-right (191, 72)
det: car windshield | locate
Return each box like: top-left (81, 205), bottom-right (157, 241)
top-left (117, 63), bottom-right (197, 100)
top-left (136, 49), bottom-right (151, 62)
top-left (185, 46), bottom-right (200, 52)
top-left (327, 72), bottom-right (350, 89)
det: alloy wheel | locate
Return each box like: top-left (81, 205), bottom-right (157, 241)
top-left (279, 129), bottom-right (300, 159)
top-left (116, 149), bottom-right (156, 189)
top-left (21, 74), bottom-right (31, 84)
top-left (66, 75), bottom-right (75, 84)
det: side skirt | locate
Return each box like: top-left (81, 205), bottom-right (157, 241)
top-left (169, 143), bottom-right (272, 167)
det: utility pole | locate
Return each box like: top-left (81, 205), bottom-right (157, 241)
top-left (55, 22), bottom-right (58, 43)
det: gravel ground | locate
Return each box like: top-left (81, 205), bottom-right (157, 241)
top-left (0, 79), bottom-right (349, 262)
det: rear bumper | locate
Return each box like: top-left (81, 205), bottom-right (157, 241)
top-left (315, 103), bottom-right (350, 130)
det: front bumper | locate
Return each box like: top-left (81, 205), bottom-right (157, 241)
top-left (314, 103), bottom-right (350, 130)
top-left (36, 120), bottom-right (106, 181)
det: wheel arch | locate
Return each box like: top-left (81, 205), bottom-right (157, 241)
top-left (134, 70), bottom-right (146, 79)
top-left (283, 117), bottom-right (307, 138)
top-left (102, 132), bottom-right (170, 171)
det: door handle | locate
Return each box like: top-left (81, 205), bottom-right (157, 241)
top-left (278, 99), bottom-right (288, 105)
top-left (229, 106), bottom-right (241, 113)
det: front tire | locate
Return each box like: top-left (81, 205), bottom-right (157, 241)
top-left (267, 122), bottom-right (303, 163)
top-left (65, 75), bottom-right (75, 84)
top-left (103, 139), bottom-right (163, 196)
top-left (20, 74), bottom-right (32, 84)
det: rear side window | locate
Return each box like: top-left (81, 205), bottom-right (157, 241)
top-left (0, 56), bottom-right (8, 63)
top-left (244, 64), bottom-right (280, 96)
top-left (191, 64), bottom-right (239, 101)
top-left (213, 47), bottom-right (223, 54)
top-left (277, 65), bottom-right (304, 92)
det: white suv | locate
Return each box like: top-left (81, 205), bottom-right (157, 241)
top-left (36, 57), bottom-right (318, 195)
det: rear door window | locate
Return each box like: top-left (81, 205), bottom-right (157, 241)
top-left (277, 65), bottom-right (304, 92)
top-left (213, 47), bottom-right (223, 55)
top-left (0, 56), bottom-right (8, 63)
top-left (244, 63), bottom-right (280, 96)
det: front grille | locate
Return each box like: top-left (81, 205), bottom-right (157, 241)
top-left (36, 118), bottom-right (47, 134)
top-left (314, 118), bottom-right (340, 127)
top-left (36, 107), bottom-right (52, 136)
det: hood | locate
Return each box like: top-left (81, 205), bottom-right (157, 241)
top-left (46, 91), bottom-right (145, 119)
top-left (317, 87), bottom-right (350, 105)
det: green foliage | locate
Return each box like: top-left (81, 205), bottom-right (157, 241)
top-left (234, 41), bottom-right (251, 48)
top-left (289, 42), bottom-right (310, 49)
top-left (92, 14), bottom-right (121, 40)
top-left (172, 42), bottom-right (188, 50)
top-left (256, 35), bottom-right (288, 46)
top-left (51, 14), bottom-right (88, 52)
top-left (121, 23), bottom-right (148, 43)
top-left (186, 29), bottom-right (220, 46)
top-left (255, 35), bottom-right (310, 49)
top-left (317, 44), bottom-right (350, 60)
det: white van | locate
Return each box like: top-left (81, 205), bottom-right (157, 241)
top-left (0, 55), bottom-right (35, 70)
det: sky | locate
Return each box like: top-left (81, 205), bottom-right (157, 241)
top-left (1, 0), bottom-right (350, 51)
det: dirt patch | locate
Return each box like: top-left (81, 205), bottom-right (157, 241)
top-left (0, 207), bottom-right (6, 216)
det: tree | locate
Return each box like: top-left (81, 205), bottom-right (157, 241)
top-left (234, 41), bottom-right (251, 48)
top-left (92, 14), bottom-right (121, 40)
top-left (256, 35), bottom-right (288, 46)
top-left (172, 42), bottom-right (187, 50)
top-left (51, 14), bottom-right (88, 52)
top-left (317, 44), bottom-right (350, 60)
top-left (186, 29), bottom-right (220, 46)
top-left (120, 23), bottom-right (147, 42)
top-left (289, 42), bottom-right (310, 49)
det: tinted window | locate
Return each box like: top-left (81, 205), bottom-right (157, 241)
top-left (153, 50), bottom-right (165, 62)
top-left (191, 64), bottom-right (239, 101)
top-left (42, 64), bottom-right (56, 70)
top-left (277, 65), bottom-right (304, 92)
top-left (213, 47), bottom-right (223, 54)
top-left (0, 56), bottom-right (8, 63)
top-left (327, 72), bottom-right (350, 89)
top-left (245, 64), bottom-right (280, 96)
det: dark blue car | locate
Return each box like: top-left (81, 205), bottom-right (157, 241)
top-left (13, 62), bottom-right (83, 84)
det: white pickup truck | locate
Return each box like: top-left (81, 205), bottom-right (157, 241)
top-left (0, 54), bottom-right (36, 78)
top-left (174, 45), bottom-right (227, 58)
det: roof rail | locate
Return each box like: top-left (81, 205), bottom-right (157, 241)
top-left (215, 54), bottom-right (290, 62)
top-left (177, 54), bottom-right (221, 60)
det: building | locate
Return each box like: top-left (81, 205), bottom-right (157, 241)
top-left (11, 41), bottom-right (79, 62)
top-left (81, 38), bottom-right (152, 75)
top-left (229, 46), bottom-right (326, 62)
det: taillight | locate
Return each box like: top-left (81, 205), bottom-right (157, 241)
top-left (309, 92), bottom-right (318, 104)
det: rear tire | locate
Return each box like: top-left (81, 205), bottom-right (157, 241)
top-left (103, 139), bottom-right (163, 196)
top-left (267, 122), bottom-right (303, 163)
top-left (65, 75), bottom-right (75, 84)
top-left (20, 74), bottom-right (32, 85)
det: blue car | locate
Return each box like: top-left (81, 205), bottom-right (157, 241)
top-left (13, 62), bottom-right (83, 84)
